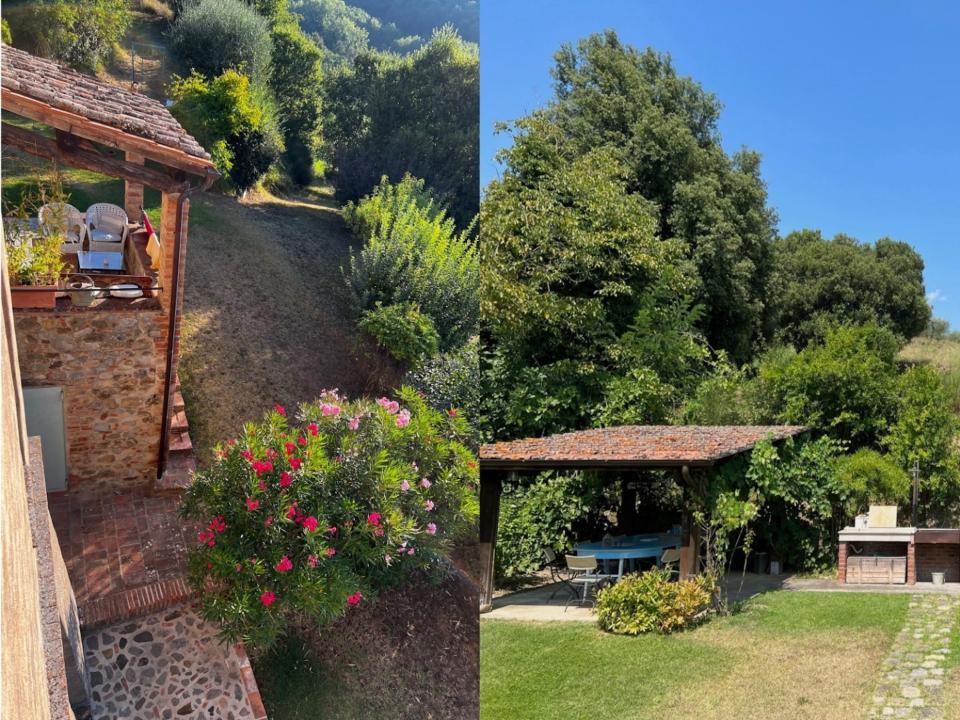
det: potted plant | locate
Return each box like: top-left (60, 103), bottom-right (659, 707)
top-left (6, 231), bottom-right (66, 309)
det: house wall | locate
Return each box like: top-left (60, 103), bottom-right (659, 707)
top-left (13, 306), bottom-right (167, 490)
top-left (2, 253), bottom-right (54, 719)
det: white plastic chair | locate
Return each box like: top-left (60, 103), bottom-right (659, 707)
top-left (39, 203), bottom-right (87, 253)
top-left (85, 203), bottom-right (129, 253)
top-left (661, 547), bottom-right (682, 580)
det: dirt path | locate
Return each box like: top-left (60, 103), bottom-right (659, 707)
top-left (179, 188), bottom-right (400, 462)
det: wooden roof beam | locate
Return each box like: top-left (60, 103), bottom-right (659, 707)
top-left (2, 122), bottom-right (190, 194)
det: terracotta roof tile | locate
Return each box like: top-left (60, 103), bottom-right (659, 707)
top-left (480, 425), bottom-right (808, 468)
top-left (1, 44), bottom-right (210, 161)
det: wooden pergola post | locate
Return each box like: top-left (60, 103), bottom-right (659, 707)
top-left (479, 469), bottom-right (505, 612)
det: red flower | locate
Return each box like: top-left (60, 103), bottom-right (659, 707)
top-left (297, 435), bottom-right (308, 446)
top-left (266, 448), bottom-right (279, 460)
top-left (289, 457), bottom-right (302, 470)
top-left (286, 504), bottom-right (298, 520)
top-left (447, 408), bottom-right (458, 417)
top-left (264, 515), bottom-right (273, 528)
top-left (325, 547), bottom-right (337, 558)
top-left (279, 472), bottom-right (293, 488)
top-left (235, 563), bottom-right (243, 572)
top-left (467, 461), bottom-right (477, 470)
top-left (303, 516), bottom-right (319, 533)
top-left (260, 591), bottom-right (277, 606)
top-left (246, 497), bottom-right (260, 512)
top-left (275, 556), bottom-right (293, 573)
top-left (252, 460), bottom-right (274, 476)
top-left (241, 449), bottom-right (254, 461)
top-left (258, 480), bottom-right (267, 492)
top-left (347, 591), bottom-right (362, 606)
top-left (284, 442), bottom-right (296, 455)
top-left (327, 526), bottom-right (337, 535)
top-left (274, 404), bottom-right (287, 416)
top-left (366, 512), bottom-right (382, 527)
top-left (307, 423), bottom-right (319, 437)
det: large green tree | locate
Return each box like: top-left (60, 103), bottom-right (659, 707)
top-left (324, 27), bottom-right (479, 227)
top-left (500, 31), bottom-right (778, 362)
top-left (770, 230), bottom-right (931, 347)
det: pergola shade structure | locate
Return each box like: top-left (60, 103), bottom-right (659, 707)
top-left (1, 45), bottom-right (219, 490)
top-left (478, 425), bottom-right (807, 611)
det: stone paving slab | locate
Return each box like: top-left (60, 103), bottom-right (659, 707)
top-left (84, 606), bottom-right (258, 719)
top-left (867, 594), bottom-right (960, 720)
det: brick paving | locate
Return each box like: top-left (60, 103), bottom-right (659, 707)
top-left (48, 488), bottom-right (199, 622)
top-left (868, 594), bottom-right (960, 719)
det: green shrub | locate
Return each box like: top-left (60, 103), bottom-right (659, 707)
top-left (169, 0), bottom-right (272, 79)
top-left (169, 70), bottom-right (283, 192)
top-left (179, 388), bottom-right (478, 648)
top-left (5, 0), bottom-right (130, 71)
top-left (495, 473), bottom-right (601, 577)
top-left (595, 569), bottom-right (713, 635)
top-left (344, 175), bottom-right (478, 351)
top-left (834, 449), bottom-right (910, 518)
top-left (2, 18), bottom-right (13, 45)
top-left (358, 303), bottom-right (439, 367)
top-left (6, 233), bottom-right (66, 286)
top-left (408, 338), bottom-right (481, 420)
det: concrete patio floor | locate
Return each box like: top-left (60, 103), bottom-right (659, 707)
top-left (483, 573), bottom-right (960, 622)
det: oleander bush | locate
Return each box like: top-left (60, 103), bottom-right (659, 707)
top-left (595, 568), bottom-right (713, 635)
top-left (180, 388), bottom-right (478, 648)
top-left (359, 302), bottom-right (440, 367)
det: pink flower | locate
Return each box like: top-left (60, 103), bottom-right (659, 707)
top-left (235, 563), bottom-right (243, 572)
top-left (420, 478), bottom-right (431, 489)
top-left (399, 480), bottom-right (410, 492)
top-left (425, 500), bottom-right (434, 511)
top-left (321, 403), bottom-right (341, 417)
top-left (298, 435), bottom-right (308, 446)
top-left (303, 516), bottom-right (319, 533)
top-left (246, 497), bottom-right (260, 512)
top-left (264, 515), bottom-right (273, 528)
top-left (367, 512), bottom-right (382, 527)
top-left (426, 523), bottom-right (437, 536)
top-left (384, 553), bottom-right (393, 565)
top-left (241, 449), bottom-right (254, 461)
top-left (286, 505), bottom-right (298, 520)
top-left (275, 556), bottom-right (293, 573)
top-left (260, 591), bottom-right (277, 606)
top-left (325, 547), bottom-right (337, 558)
top-left (396, 409), bottom-right (411, 428)
top-left (266, 448), bottom-right (279, 460)
top-left (274, 404), bottom-right (287, 416)
top-left (308, 554), bottom-right (318, 568)
top-left (289, 457), bottom-right (302, 470)
top-left (407, 547), bottom-right (415, 556)
top-left (258, 480), bottom-right (267, 492)
top-left (279, 472), bottom-right (293, 488)
top-left (348, 416), bottom-right (360, 431)
top-left (377, 397), bottom-right (400, 414)
top-left (327, 526), bottom-right (337, 535)
top-left (307, 423), bottom-right (319, 436)
top-left (347, 591), bottom-right (362, 606)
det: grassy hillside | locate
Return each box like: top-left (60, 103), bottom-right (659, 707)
top-left (901, 336), bottom-right (960, 414)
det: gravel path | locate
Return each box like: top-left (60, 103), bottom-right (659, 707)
top-left (868, 594), bottom-right (960, 719)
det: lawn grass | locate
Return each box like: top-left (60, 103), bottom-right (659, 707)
top-left (481, 591), bottom-right (910, 720)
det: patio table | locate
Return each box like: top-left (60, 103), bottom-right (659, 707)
top-left (575, 533), bottom-right (681, 580)
top-left (77, 250), bottom-right (124, 272)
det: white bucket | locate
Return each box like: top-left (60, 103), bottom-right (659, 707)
top-left (932, 572), bottom-right (946, 585)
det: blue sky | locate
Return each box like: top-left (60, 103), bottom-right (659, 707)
top-left (481, 0), bottom-right (960, 328)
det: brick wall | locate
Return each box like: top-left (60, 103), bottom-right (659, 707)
top-left (13, 307), bottom-right (167, 490)
top-left (2, 256), bottom-right (54, 719)
top-left (916, 544), bottom-right (960, 583)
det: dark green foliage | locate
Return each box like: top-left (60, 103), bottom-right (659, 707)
top-left (495, 474), bottom-right (602, 577)
top-left (5, 0), bottom-right (130, 72)
top-left (349, 0), bottom-right (478, 44)
top-left (359, 303), bottom-right (439, 367)
top-left (169, 70), bottom-right (283, 193)
top-left (500, 31), bottom-right (777, 362)
top-left (757, 323), bottom-right (901, 449)
top-left (292, 0), bottom-right (403, 62)
top-left (343, 175), bottom-right (478, 352)
top-left (325, 28), bottom-right (479, 228)
top-left (770, 230), bottom-right (931, 347)
top-left (169, 0), bottom-right (272, 79)
top-left (408, 339), bottom-right (481, 423)
top-left (269, 21), bottom-right (324, 185)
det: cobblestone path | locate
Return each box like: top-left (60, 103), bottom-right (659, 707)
top-left (868, 594), bottom-right (960, 719)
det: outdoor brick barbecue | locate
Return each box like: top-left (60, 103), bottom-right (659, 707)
top-left (838, 526), bottom-right (960, 586)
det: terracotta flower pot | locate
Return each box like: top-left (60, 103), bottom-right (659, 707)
top-left (10, 284), bottom-right (58, 309)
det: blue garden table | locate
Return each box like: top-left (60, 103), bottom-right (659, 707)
top-left (574, 533), bottom-right (682, 580)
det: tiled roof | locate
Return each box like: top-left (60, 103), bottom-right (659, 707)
top-left (1, 44), bottom-right (209, 160)
top-left (480, 425), bottom-right (808, 468)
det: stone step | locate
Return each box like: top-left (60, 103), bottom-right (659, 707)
top-left (151, 455), bottom-right (196, 495)
top-left (168, 429), bottom-right (193, 454)
top-left (169, 409), bottom-right (189, 435)
top-left (79, 578), bottom-right (194, 629)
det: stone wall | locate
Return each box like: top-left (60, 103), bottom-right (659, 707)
top-left (14, 306), bottom-right (167, 490)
